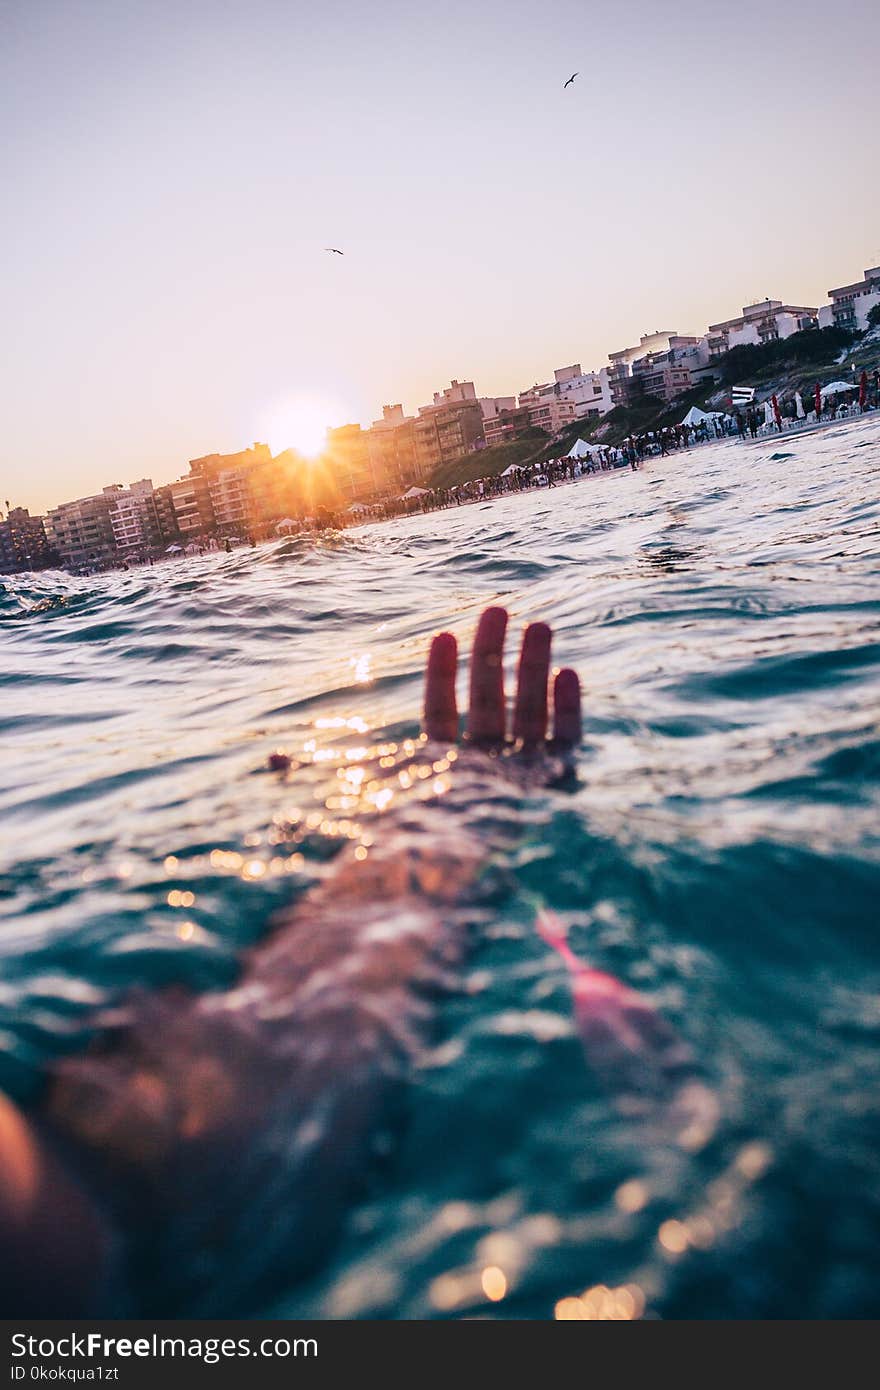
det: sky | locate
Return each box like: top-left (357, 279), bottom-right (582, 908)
top-left (1, 0), bottom-right (879, 514)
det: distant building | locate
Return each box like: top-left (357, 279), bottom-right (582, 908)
top-left (629, 340), bottom-right (713, 404)
top-left (516, 379), bottom-right (580, 436)
top-left (480, 396), bottom-right (529, 448)
top-left (152, 485), bottom-right (181, 546)
top-left (411, 381), bottom-right (485, 476)
top-left (169, 473), bottom-right (215, 538)
top-left (706, 300), bottom-right (817, 359)
top-left (818, 267), bottom-right (880, 331)
top-left (607, 331), bottom-right (686, 405)
top-left (44, 487), bottom-right (122, 569)
top-left (0, 507), bottom-right (55, 573)
top-left (325, 424), bottom-right (376, 501)
top-left (366, 405), bottom-right (423, 494)
top-left (170, 443), bottom-right (273, 536)
top-left (108, 479), bottom-right (169, 556)
top-left (552, 364), bottom-right (614, 419)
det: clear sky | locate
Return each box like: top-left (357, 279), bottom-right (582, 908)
top-left (2, 0), bottom-right (878, 514)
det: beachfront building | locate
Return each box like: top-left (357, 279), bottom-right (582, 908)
top-left (818, 267), bottom-right (880, 331)
top-left (411, 380), bottom-right (485, 477)
top-left (169, 473), bottom-right (215, 539)
top-left (0, 507), bottom-right (55, 574)
top-left (107, 479), bottom-right (170, 556)
top-left (169, 443), bottom-right (273, 537)
top-left (706, 299), bottom-right (818, 359)
top-left (607, 331), bottom-right (686, 406)
top-left (152, 485), bottom-right (180, 546)
top-left (553, 364), bottom-right (614, 419)
top-left (366, 405), bottom-right (425, 494)
top-left (517, 381), bottom-right (573, 436)
top-left (629, 339), bottom-right (714, 404)
top-left (325, 424), bottom-right (377, 501)
top-left (480, 396), bottom-right (529, 448)
top-left (44, 487), bottom-right (122, 569)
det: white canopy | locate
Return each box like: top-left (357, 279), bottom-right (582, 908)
top-left (680, 406), bottom-right (709, 426)
top-left (501, 462), bottom-right (524, 475)
top-left (795, 391), bottom-right (805, 419)
top-left (567, 437), bottom-right (603, 458)
top-left (347, 503), bottom-right (368, 512)
top-left (821, 380), bottom-right (858, 397)
top-left (567, 438), bottom-right (590, 458)
top-left (401, 486), bottom-right (429, 499)
top-left (275, 517), bottom-right (298, 531)
top-left (165, 543), bottom-right (183, 553)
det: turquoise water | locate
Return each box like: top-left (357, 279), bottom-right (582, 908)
top-left (2, 416), bottom-right (880, 1318)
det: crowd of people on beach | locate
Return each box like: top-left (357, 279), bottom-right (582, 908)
top-left (61, 371), bottom-right (880, 571)
top-left (347, 418), bottom-right (733, 524)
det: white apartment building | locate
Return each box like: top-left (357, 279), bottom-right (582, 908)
top-left (108, 479), bottom-right (158, 554)
top-left (706, 299), bottom-right (817, 358)
top-left (553, 364), bottom-right (614, 418)
top-left (818, 267), bottom-right (880, 331)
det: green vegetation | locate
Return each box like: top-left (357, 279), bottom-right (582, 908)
top-left (713, 326), bottom-right (857, 386)
top-left (868, 304), bottom-right (880, 330)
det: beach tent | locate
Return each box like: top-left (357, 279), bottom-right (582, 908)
top-left (401, 486), bottom-right (429, 500)
top-left (567, 437), bottom-right (601, 458)
top-left (274, 517), bottom-right (298, 531)
top-left (820, 380), bottom-right (858, 397)
top-left (679, 406), bottom-right (709, 426)
top-left (165, 543), bottom-right (183, 553)
top-left (567, 438), bottom-right (605, 458)
top-left (501, 463), bottom-right (524, 476)
top-left (347, 503), bottom-right (368, 513)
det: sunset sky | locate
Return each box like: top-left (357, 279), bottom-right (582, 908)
top-left (2, 0), bottom-right (878, 514)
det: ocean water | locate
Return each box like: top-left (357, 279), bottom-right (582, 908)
top-left (2, 415), bottom-right (880, 1319)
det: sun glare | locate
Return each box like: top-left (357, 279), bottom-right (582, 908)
top-left (263, 396), bottom-right (342, 459)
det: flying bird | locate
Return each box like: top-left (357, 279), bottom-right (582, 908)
top-left (563, 71), bottom-right (578, 88)
top-left (324, 247), bottom-right (344, 255)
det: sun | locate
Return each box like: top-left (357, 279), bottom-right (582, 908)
top-left (262, 395), bottom-right (341, 459)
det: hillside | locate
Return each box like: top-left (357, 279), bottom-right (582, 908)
top-left (424, 323), bottom-right (879, 488)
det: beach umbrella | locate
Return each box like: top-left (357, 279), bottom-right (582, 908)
top-left (795, 391), bottom-right (805, 419)
top-left (814, 382), bottom-right (822, 417)
top-left (859, 370), bottom-right (868, 409)
top-left (772, 394), bottom-right (782, 428)
top-left (820, 380), bottom-right (859, 397)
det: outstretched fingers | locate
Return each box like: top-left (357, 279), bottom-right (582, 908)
top-left (426, 607), bottom-right (581, 756)
top-left (512, 621), bottom-right (551, 746)
top-left (424, 632), bottom-right (458, 741)
top-left (467, 606), bottom-right (508, 744)
top-left (552, 667), bottom-right (582, 749)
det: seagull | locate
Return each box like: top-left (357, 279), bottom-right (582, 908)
top-left (563, 72), bottom-right (578, 89)
top-left (324, 247), bottom-right (344, 255)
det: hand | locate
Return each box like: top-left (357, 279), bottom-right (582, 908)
top-left (423, 605), bottom-right (581, 750)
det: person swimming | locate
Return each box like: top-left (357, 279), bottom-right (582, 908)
top-left (0, 607), bottom-right (583, 1316)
